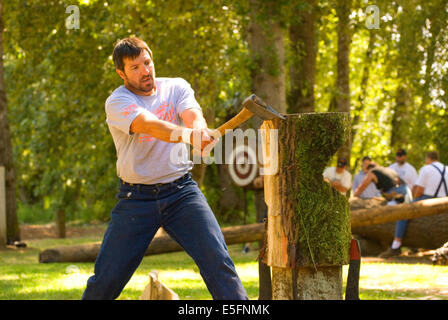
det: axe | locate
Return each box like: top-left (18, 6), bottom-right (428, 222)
top-left (216, 94), bottom-right (285, 136)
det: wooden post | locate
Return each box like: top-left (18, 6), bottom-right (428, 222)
top-left (56, 209), bottom-right (66, 238)
top-left (260, 113), bottom-right (351, 300)
top-left (0, 166), bottom-right (6, 247)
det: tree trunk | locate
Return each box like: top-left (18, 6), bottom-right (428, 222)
top-left (255, 188), bottom-right (272, 300)
top-left (247, 0), bottom-right (287, 299)
top-left (56, 209), bottom-right (66, 239)
top-left (216, 126), bottom-right (246, 223)
top-left (351, 31), bottom-right (375, 156)
top-left (247, 0), bottom-right (287, 115)
top-left (335, 0), bottom-right (352, 165)
top-left (0, 1), bottom-right (20, 243)
top-left (261, 113), bottom-right (351, 300)
top-left (288, 0), bottom-right (316, 113)
top-left (351, 197), bottom-right (448, 228)
top-left (39, 222), bottom-right (266, 263)
top-left (390, 85), bottom-right (412, 150)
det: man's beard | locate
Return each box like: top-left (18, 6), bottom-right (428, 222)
top-left (126, 74), bottom-right (155, 93)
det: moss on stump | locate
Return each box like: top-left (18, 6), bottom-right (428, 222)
top-left (274, 112), bottom-right (351, 268)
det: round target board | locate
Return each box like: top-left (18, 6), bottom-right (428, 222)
top-left (227, 144), bottom-right (258, 187)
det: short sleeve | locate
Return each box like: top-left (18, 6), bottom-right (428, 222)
top-left (105, 95), bottom-right (146, 135)
top-left (342, 171), bottom-right (352, 189)
top-left (415, 167), bottom-right (429, 189)
top-left (323, 167), bottom-right (332, 180)
top-left (174, 78), bottom-right (202, 117)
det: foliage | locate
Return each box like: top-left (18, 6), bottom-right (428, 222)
top-left (3, 0), bottom-right (448, 224)
top-left (4, 0), bottom-right (251, 223)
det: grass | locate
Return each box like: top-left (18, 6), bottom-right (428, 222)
top-left (1, 234), bottom-right (448, 300)
top-left (0, 235), bottom-right (259, 300)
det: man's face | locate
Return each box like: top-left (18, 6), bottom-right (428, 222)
top-left (396, 155), bottom-right (406, 165)
top-left (117, 50), bottom-right (155, 96)
top-left (362, 159), bottom-right (371, 172)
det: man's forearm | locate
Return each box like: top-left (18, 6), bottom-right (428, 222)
top-left (182, 108), bottom-right (208, 130)
top-left (130, 112), bottom-right (185, 143)
top-left (142, 118), bottom-right (185, 143)
top-left (413, 185), bottom-right (424, 198)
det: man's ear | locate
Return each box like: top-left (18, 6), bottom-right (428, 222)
top-left (116, 69), bottom-right (126, 81)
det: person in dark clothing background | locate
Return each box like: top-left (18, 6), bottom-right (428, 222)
top-left (353, 163), bottom-right (410, 203)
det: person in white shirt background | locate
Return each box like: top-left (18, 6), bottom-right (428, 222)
top-left (323, 158), bottom-right (352, 196)
top-left (387, 149), bottom-right (417, 205)
top-left (388, 148), bottom-right (418, 190)
top-left (380, 151), bottom-right (448, 258)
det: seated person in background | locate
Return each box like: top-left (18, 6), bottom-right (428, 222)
top-left (352, 156), bottom-right (381, 199)
top-left (379, 151), bottom-right (448, 258)
top-left (353, 163), bottom-right (408, 203)
top-left (323, 158), bottom-right (352, 196)
top-left (388, 149), bottom-right (418, 190)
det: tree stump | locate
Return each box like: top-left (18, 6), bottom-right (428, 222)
top-left (260, 112), bottom-right (351, 300)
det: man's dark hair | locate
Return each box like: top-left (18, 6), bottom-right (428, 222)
top-left (362, 156), bottom-right (371, 162)
top-left (112, 37), bottom-right (153, 71)
top-left (426, 151), bottom-right (439, 161)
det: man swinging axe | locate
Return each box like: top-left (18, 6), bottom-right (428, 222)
top-left (82, 37), bottom-right (283, 300)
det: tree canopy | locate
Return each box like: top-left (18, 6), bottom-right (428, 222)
top-left (2, 0), bottom-right (447, 228)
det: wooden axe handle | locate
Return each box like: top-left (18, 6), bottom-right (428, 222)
top-left (216, 107), bottom-right (254, 136)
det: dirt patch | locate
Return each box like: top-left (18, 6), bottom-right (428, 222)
top-left (19, 223), bottom-right (107, 240)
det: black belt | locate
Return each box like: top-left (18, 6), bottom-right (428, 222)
top-left (120, 173), bottom-right (190, 188)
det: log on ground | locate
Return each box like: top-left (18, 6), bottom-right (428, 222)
top-left (39, 222), bottom-right (265, 263)
top-left (350, 197), bottom-right (448, 254)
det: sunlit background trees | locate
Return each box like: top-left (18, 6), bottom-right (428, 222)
top-left (1, 0), bottom-right (447, 241)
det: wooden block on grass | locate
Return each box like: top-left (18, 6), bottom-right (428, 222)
top-left (139, 271), bottom-right (179, 300)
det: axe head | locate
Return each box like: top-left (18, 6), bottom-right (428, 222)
top-left (242, 94), bottom-right (285, 120)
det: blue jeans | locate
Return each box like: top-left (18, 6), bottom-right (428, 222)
top-left (394, 194), bottom-right (434, 239)
top-left (384, 184), bottom-right (408, 202)
top-left (82, 173), bottom-right (248, 300)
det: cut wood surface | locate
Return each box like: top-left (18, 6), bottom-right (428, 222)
top-left (139, 271), bottom-right (179, 300)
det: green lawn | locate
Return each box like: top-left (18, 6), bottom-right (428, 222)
top-left (1, 235), bottom-right (448, 300)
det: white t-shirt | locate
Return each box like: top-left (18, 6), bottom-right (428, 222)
top-left (105, 77), bottom-right (202, 184)
top-left (323, 167), bottom-right (352, 194)
top-left (388, 162), bottom-right (418, 189)
top-left (415, 161), bottom-right (448, 197)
